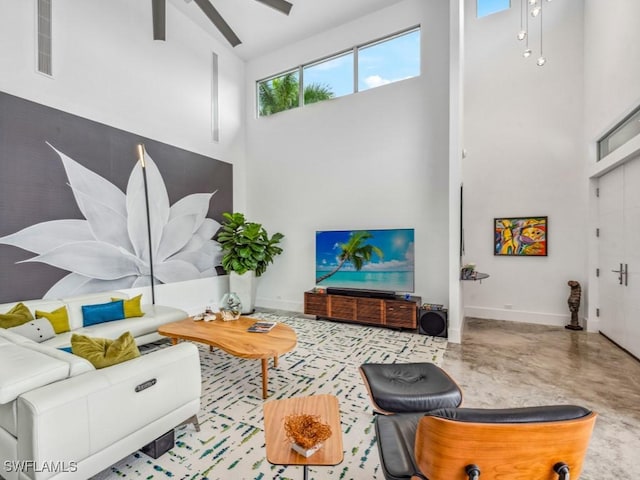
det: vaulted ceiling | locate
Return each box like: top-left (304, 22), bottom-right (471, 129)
top-left (167, 0), bottom-right (407, 60)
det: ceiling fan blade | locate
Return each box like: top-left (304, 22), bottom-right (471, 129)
top-left (193, 0), bottom-right (241, 47)
top-left (254, 0), bottom-right (293, 15)
top-left (152, 0), bottom-right (166, 41)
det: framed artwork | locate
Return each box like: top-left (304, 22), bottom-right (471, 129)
top-left (494, 216), bottom-right (547, 256)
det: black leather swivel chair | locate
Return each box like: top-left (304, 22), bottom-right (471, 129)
top-left (375, 405), bottom-right (596, 480)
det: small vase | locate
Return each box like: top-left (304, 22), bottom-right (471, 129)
top-left (220, 292), bottom-right (242, 321)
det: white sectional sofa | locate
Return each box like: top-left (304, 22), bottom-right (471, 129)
top-left (0, 290), bottom-right (188, 348)
top-left (0, 292), bottom-right (201, 480)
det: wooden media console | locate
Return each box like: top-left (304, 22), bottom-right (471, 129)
top-left (304, 290), bottom-right (421, 330)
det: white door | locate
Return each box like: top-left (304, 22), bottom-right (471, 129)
top-left (622, 157), bottom-right (640, 358)
top-left (598, 166), bottom-right (625, 345)
top-left (598, 155), bottom-right (640, 357)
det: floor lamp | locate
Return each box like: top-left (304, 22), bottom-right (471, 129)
top-left (137, 144), bottom-right (156, 304)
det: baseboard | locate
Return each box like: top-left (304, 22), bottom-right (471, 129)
top-left (447, 326), bottom-right (462, 344)
top-left (255, 297), bottom-right (303, 313)
top-left (584, 316), bottom-right (599, 333)
top-left (464, 306), bottom-right (573, 327)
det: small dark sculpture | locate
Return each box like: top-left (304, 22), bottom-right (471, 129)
top-left (565, 280), bottom-right (583, 331)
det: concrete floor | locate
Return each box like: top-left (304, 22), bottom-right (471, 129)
top-left (442, 318), bottom-right (640, 479)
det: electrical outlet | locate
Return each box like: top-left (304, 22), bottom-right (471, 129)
top-left (504, 304), bottom-right (513, 310)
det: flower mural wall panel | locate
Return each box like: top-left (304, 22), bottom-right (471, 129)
top-left (0, 91), bottom-right (232, 303)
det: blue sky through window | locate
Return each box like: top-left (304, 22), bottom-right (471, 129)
top-left (303, 52), bottom-right (354, 100)
top-left (257, 28), bottom-right (421, 115)
top-left (302, 29), bottom-right (420, 99)
top-left (358, 29), bottom-right (420, 92)
top-left (477, 0), bottom-right (510, 17)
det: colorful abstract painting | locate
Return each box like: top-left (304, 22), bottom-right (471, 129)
top-left (494, 216), bottom-right (547, 256)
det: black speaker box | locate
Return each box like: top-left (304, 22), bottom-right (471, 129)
top-left (418, 309), bottom-right (448, 338)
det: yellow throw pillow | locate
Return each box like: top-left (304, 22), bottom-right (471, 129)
top-left (111, 294), bottom-right (144, 318)
top-left (36, 307), bottom-right (71, 334)
top-left (0, 302), bottom-right (34, 328)
top-left (71, 331), bottom-right (141, 369)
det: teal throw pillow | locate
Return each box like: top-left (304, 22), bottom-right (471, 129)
top-left (82, 300), bottom-right (125, 327)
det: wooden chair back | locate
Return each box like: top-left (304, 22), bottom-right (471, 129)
top-left (414, 411), bottom-right (597, 479)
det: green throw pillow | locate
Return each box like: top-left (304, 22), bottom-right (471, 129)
top-left (111, 294), bottom-right (144, 318)
top-left (36, 306), bottom-right (71, 334)
top-left (71, 331), bottom-right (141, 369)
top-left (0, 302), bottom-right (34, 328)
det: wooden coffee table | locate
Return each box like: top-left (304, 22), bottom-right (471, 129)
top-left (263, 394), bottom-right (343, 480)
top-left (158, 316), bottom-right (297, 398)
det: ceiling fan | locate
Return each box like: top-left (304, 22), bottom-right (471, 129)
top-left (151, 0), bottom-right (293, 47)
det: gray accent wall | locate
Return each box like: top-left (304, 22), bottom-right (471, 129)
top-left (0, 91), bottom-right (232, 303)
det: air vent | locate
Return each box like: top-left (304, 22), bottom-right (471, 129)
top-left (212, 52), bottom-right (219, 142)
top-left (37, 0), bottom-right (52, 76)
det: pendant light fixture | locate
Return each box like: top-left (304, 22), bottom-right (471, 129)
top-left (518, 0), bottom-right (552, 66)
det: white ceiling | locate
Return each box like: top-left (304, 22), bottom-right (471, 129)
top-left (168, 0), bottom-right (407, 60)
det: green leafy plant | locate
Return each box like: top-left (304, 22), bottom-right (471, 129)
top-left (217, 212), bottom-right (284, 277)
top-left (258, 73), bottom-right (334, 116)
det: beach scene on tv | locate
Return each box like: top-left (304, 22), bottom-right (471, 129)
top-left (315, 228), bottom-right (415, 293)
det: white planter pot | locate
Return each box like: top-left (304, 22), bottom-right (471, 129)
top-left (229, 271), bottom-right (257, 314)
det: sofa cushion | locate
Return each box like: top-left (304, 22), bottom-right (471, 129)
top-left (8, 318), bottom-right (56, 343)
top-left (0, 302), bottom-right (34, 328)
top-left (22, 342), bottom-right (94, 377)
top-left (0, 327), bottom-right (35, 345)
top-left (0, 343), bottom-right (69, 404)
top-left (36, 306), bottom-right (71, 334)
top-left (111, 294), bottom-right (144, 318)
top-left (82, 300), bottom-right (125, 327)
top-left (39, 331), bottom-right (75, 349)
top-left (62, 291), bottom-right (129, 330)
top-left (71, 332), bottom-right (140, 369)
top-left (0, 399), bottom-right (17, 436)
top-left (75, 304), bottom-right (187, 341)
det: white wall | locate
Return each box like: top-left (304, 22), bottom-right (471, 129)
top-left (244, 0), bottom-right (453, 330)
top-left (462, 0), bottom-right (588, 327)
top-left (584, 0), bottom-right (640, 144)
top-left (583, 0), bottom-right (640, 331)
top-left (448, 0), bottom-right (465, 343)
top-left (0, 0), bottom-right (246, 312)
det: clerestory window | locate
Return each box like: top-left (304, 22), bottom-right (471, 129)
top-left (257, 26), bottom-right (421, 117)
top-left (598, 105), bottom-right (640, 160)
top-left (477, 0), bottom-right (510, 18)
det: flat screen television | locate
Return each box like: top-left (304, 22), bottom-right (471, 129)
top-left (315, 228), bottom-right (415, 294)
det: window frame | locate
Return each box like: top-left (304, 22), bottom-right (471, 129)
top-left (597, 104), bottom-right (640, 160)
top-left (256, 25), bottom-right (421, 117)
top-left (476, 0), bottom-right (511, 18)
top-left (256, 68), bottom-right (301, 117)
top-left (356, 27), bottom-right (421, 94)
top-left (302, 49), bottom-right (355, 106)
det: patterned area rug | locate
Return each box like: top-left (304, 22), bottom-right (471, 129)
top-left (93, 312), bottom-right (447, 480)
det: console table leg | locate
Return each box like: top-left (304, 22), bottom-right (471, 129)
top-left (274, 355), bottom-right (279, 368)
top-left (262, 358), bottom-right (268, 399)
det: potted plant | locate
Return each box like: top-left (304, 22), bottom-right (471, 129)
top-left (216, 212), bottom-right (284, 313)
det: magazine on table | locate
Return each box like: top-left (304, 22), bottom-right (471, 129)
top-left (247, 321), bottom-right (277, 333)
